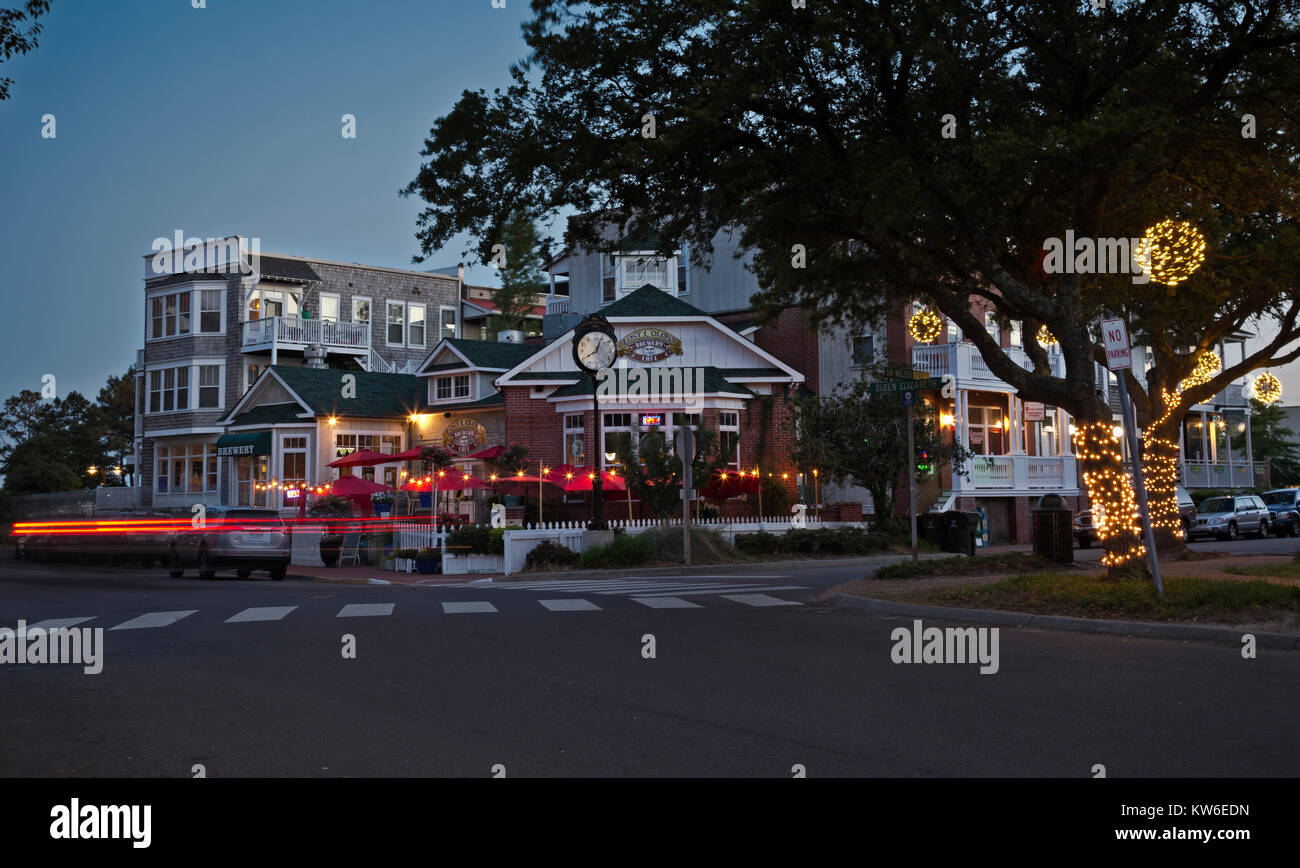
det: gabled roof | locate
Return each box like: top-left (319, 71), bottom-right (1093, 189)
top-left (421, 337), bottom-right (543, 374)
top-left (225, 403), bottom-right (310, 427)
top-left (223, 366), bottom-right (426, 423)
top-left (601, 284), bottom-right (707, 319)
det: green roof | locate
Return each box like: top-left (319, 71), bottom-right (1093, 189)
top-left (601, 284), bottom-right (708, 319)
top-left (270, 366), bottom-right (426, 418)
top-left (223, 402), bottom-right (309, 426)
top-left (419, 392), bottom-right (505, 412)
top-left (549, 367), bottom-right (754, 398)
top-left (442, 337), bottom-right (542, 370)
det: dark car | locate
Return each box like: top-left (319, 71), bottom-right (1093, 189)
top-left (1074, 485), bottom-right (1196, 547)
top-left (17, 511), bottom-right (178, 566)
top-left (169, 507), bottom-right (291, 580)
top-left (1261, 489), bottom-right (1300, 537)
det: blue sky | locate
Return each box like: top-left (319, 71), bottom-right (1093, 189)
top-left (0, 0), bottom-right (532, 402)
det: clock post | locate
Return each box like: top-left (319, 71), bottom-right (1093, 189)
top-left (572, 313), bottom-right (616, 530)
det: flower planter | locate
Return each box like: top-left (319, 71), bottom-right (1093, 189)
top-left (392, 558), bottom-right (414, 573)
top-left (319, 535), bottom-right (343, 568)
top-left (374, 502), bottom-right (392, 517)
top-left (441, 553), bottom-right (505, 575)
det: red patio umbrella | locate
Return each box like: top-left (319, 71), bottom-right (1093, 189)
top-left (557, 466), bottom-right (627, 493)
top-left (401, 473), bottom-right (493, 492)
top-left (464, 444), bottom-right (506, 460)
top-left (699, 470), bottom-right (760, 500)
top-left (328, 474), bottom-right (394, 516)
top-left (328, 449), bottom-right (398, 468)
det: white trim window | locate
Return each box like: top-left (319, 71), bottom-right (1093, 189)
top-left (602, 412), bottom-right (633, 469)
top-left (440, 305), bottom-right (458, 340)
top-left (602, 255), bottom-right (617, 302)
top-left (408, 303), bottom-right (426, 347)
top-left (198, 289), bottom-right (223, 333)
top-left (319, 293), bottom-right (340, 323)
top-left (719, 411), bottom-right (740, 469)
top-left (155, 443), bottom-right (218, 495)
top-left (352, 296), bottom-right (371, 326)
top-left (984, 310), bottom-right (1001, 344)
top-left (1009, 320), bottom-right (1023, 347)
top-left (148, 366), bottom-right (190, 413)
top-left (564, 413), bottom-right (585, 465)
top-left (433, 374), bottom-right (472, 402)
top-left (149, 290), bottom-right (191, 339)
top-left (197, 365), bottom-right (222, 409)
top-left (851, 333), bottom-right (875, 367)
top-left (280, 435), bottom-right (309, 507)
top-left (676, 243), bottom-right (689, 295)
top-left (386, 301), bottom-right (405, 346)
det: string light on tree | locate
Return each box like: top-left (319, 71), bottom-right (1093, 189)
top-left (1136, 218), bottom-right (1207, 286)
top-left (1141, 389), bottom-right (1185, 539)
top-left (908, 308), bottom-right (942, 343)
top-left (1071, 420), bottom-right (1146, 567)
top-left (1178, 349), bottom-right (1221, 392)
top-left (1036, 325), bottom-right (1056, 346)
top-left (1252, 371), bottom-right (1282, 403)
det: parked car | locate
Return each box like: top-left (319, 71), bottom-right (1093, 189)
top-left (1188, 494), bottom-right (1271, 541)
top-left (169, 507), bottom-right (291, 580)
top-left (1073, 485), bottom-right (1196, 547)
top-left (1261, 488), bottom-right (1300, 537)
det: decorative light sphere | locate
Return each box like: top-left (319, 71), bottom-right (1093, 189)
top-left (909, 308), bottom-right (942, 343)
top-left (1036, 324), bottom-right (1056, 345)
top-left (1137, 219), bottom-right (1207, 286)
top-left (1253, 371), bottom-right (1282, 403)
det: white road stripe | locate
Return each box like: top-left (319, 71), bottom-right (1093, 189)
top-left (591, 582), bottom-right (787, 595)
top-left (21, 617), bottom-right (96, 631)
top-left (337, 603), bottom-right (395, 617)
top-left (225, 606), bottom-right (298, 623)
top-left (442, 601), bottom-right (497, 614)
top-left (722, 594), bottom-right (803, 607)
top-left (613, 585), bottom-right (808, 597)
top-left (631, 596), bottom-right (702, 609)
top-left (538, 599), bottom-right (602, 612)
top-left (109, 610), bottom-right (198, 631)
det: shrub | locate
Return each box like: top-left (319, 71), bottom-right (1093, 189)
top-left (579, 534), bottom-right (652, 568)
top-left (416, 547), bottom-right (438, 561)
top-left (393, 549), bottom-right (418, 559)
top-left (733, 527), bottom-right (895, 557)
top-left (641, 526), bottom-right (741, 563)
top-left (448, 525), bottom-right (492, 554)
top-left (524, 540), bottom-right (579, 570)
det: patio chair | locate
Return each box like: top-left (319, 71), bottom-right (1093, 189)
top-left (338, 530), bottom-right (362, 566)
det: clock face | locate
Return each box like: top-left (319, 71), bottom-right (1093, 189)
top-left (575, 331), bottom-right (616, 371)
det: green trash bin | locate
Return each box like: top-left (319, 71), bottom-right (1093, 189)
top-left (942, 510), bottom-right (976, 556)
top-left (1032, 493), bottom-right (1074, 564)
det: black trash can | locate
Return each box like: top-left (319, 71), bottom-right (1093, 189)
top-left (942, 510), bottom-right (977, 556)
top-left (1032, 493), bottom-right (1074, 563)
top-left (920, 512), bottom-right (946, 548)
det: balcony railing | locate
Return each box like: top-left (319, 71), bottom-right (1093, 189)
top-left (1182, 460), bottom-right (1268, 489)
top-left (546, 296), bottom-right (571, 316)
top-left (912, 342), bottom-right (1064, 387)
top-left (241, 316), bottom-right (370, 351)
top-left (958, 454), bottom-right (1077, 491)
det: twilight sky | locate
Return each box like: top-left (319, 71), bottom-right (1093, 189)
top-left (0, 0), bottom-right (530, 403)
top-left (1, 0), bottom-right (1297, 409)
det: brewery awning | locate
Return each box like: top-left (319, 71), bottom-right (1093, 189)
top-left (215, 431), bottom-right (272, 457)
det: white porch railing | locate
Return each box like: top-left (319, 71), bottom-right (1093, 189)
top-left (912, 342), bottom-right (1064, 386)
top-left (969, 456), bottom-right (1014, 489)
top-left (242, 316), bottom-right (370, 351)
top-left (1182, 460), bottom-right (1268, 489)
top-left (365, 347), bottom-right (395, 373)
top-left (546, 296), bottom-right (570, 315)
top-left (958, 454), bottom-right (1077, 492)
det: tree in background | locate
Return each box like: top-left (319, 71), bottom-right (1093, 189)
top-left (794, 373), bottom-right (968, 531)
top-left (94, 367), bottom-right (135, 484)
top-left (404, 0), bottom-right (1300, 574)
top-left (1249, 398), bottom-right (1300, 487)
top-left (0, 1), bottom-right (51, 102)
top-left (616, 431), bottom-right (680, 522)
top-left (486, 211), bottom-right (547, 339)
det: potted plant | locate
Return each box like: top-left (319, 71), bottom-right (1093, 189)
top-left (371, 492), bottom-right (394, 516)
top-left (309, 494), bottom-right (354, 567)
top-left (414, 546), bottom-right (440, 575)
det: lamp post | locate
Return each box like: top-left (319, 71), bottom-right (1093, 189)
top-left (572, 313), bottom-right (616, 530)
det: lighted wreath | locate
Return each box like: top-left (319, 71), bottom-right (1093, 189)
top-left (908, 308), bottom-right (943, 343)
top-left (1136, 219), bottom-right (1207, 287)
top-left (1253, 371), bottom-right (1282, 404)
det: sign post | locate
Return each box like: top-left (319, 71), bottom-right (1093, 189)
top-left (1101, 316), bottom-right (1163, 594)
top-left (676, 426), bottom-right (695, 566)
top-left (906, 397), bottom-right (918, 563)
top-left (871, 377), bottom-right (936, 563)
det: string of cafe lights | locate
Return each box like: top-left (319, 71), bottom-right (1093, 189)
top-left (1071, 420), bottom-right (1146, 567)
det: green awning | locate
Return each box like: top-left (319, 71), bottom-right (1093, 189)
top-left (215, 431), bottom-right (272, 457)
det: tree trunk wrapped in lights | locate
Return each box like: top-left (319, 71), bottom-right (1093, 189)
top-left (1072, 419), bottom-right (1147, 572)
top-left (1139, 390), bottom-right (1188, 553)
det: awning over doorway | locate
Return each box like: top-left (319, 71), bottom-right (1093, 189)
top-left (215, 431), bottom-right (272, 457)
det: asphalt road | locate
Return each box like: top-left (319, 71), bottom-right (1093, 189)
top-left (2, 558), bottom-right (1297, 777)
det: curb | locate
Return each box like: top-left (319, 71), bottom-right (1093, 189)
top-left (832, 594), bottom-right (1300, 650)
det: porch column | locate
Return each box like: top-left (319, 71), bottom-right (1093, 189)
top-left (1179, 416), bottom-right (1187, 486)
top-left (1244, 407), bottom-right (1255, 485)
top-left (1226, 417), bottom-right (1234, 487)
top-left (1200, 411), bottom-right (1209, 470)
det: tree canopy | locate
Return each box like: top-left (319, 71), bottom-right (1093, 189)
top-left (0, 1), bottom-right (50, 101)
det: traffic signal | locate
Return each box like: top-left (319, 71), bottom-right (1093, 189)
top-left (916, 449), bottom-right (933, 480)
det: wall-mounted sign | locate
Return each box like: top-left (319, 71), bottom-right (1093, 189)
top-left (970, 431), bottom-right (985, 445)
top-left (442, 418), bottom-right (487, 454)
top-left (640, 413), bottom-right (664, 427)
top-left (1024, 402), bottom-right (1045, 422)
top-left (616, 327), bottom-right (683, 363)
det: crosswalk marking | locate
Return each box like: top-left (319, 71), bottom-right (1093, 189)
top-left (538, 599), bottom-right (602, 612)
top-left (442, 601), bottom-right (497, 614)
top-left (722, 594), bottom-right (803, 607)
top-left (337, 603), bottom-right (395, 617)
top-left (479, 579), bottom-right (809, 596)
top-left (225, 606), bottom-right (298, 623)
top-left (630, 585), bottom-right (809, 597)
top-left (632, 596), bottom-right (702, 609)
top-left (109, 610), bottom-right (198, 631)
top-left (22, 617), bottom-right (97, 631)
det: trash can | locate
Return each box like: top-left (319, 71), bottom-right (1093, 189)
top-left (942, 510), bottom-right (977, 556)
top-left (1032, 493), bottom-right (1074, 563)
top-left (920, 512), bottom-right (946, 548)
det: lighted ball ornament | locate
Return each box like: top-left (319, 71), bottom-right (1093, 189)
top-left (1252, 371), bottom-right (1282, 404)
top-left (1178, 349), bottom-right (1221, 392)
top-left (1136, 219), bottom-right (1207, 287)
top-left (1036, 325), bottom-right (1056, 345)
top-left (908, 308), bottom-right (942, 343)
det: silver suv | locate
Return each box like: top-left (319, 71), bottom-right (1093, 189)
top-left (1188, 494), bottom-right (1270, 541)
top-left (169, 507), bottom-right (291, 580)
